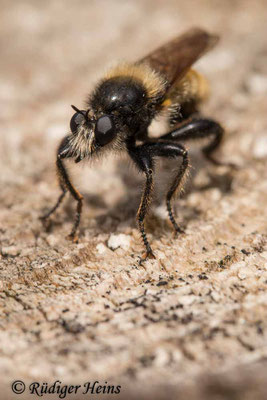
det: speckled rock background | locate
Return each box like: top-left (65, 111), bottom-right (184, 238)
top-left (0, 0), bottom-right (267, 399)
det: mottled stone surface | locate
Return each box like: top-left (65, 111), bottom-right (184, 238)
top-left (0, 0), bottom-right (267, 399)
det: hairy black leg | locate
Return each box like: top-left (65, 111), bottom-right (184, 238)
top-left (128, 141), bottom-right (189, 259)
top-left (139, 142), bottom-right (189, 234)
top-left (40, 186), bottom-right (67, 222)
top-left (165, 145), bottom-right (189, 234)
top-left (128, 144), bottom-right (155, 261)
top-left (40, 136), bottom-right (71, 223)
top-left (56, 157), bottom-right (83, 242)
top-left (160, 117), bottom-right (232, 166)
top-left (138, 168), bottom-right (154, 260)
top-left (41, 135), bottom-right (83, 242)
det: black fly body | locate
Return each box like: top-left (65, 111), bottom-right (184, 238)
top-left (41, 28), bottom-right (233, 261)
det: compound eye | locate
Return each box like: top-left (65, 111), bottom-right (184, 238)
top-left (95, 115), bottom-right (115, 146)
top-left (70, 112), bottom-right (85, 134)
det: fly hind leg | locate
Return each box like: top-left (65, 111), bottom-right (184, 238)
top-left (165, 145), bottom-right (189, 234)
top-left (161, 117), bottom-right (235, 167)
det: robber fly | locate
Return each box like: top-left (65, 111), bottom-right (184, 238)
top-left (42, 28), bottom-right (230, 261)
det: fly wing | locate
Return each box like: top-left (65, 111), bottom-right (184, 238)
top-left (138, 28), bottom-right (219, 88)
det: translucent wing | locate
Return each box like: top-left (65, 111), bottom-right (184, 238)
top-left (139, 28), bottom-right (219, 88)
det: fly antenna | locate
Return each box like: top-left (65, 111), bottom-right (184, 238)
top-left (71, 104), bottom-right (84, 115)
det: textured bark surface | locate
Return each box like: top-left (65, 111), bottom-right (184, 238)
top-left (0, 0), bottom-right (267, 399)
